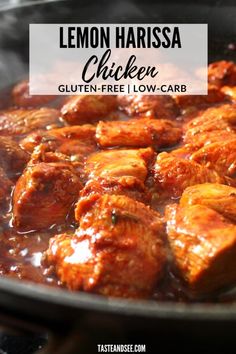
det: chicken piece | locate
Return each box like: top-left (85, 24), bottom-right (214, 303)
top-left (221, 86), bottom-right (236, 103)
top-left (80, 176), bottom-right (151, 204)
top-left (44, 125), bottom-right (97, 162)
top-left (169, 144), bottom-right (199, 159)
top-left (180, 183), bottom-right (236, 222)
top-left (173, 85), bottom-right (225, 111)
top-left (85, 147), bottom-right (154, 183)
top-left (46, 194), bottom-right (166, 298)
top-left (61, 95), bottom-right (117, 125)
top-left (12, 80), bottom-right (56, 108)
top-left (185, 104), bottom-right (236, 131)
top-left (20, 125), bottom-right (97, 163)
top-left (184, 129), bottom-right (236, 149)
top-left (171, 130), bottom-right (236, 158)
top-left (184, 104), bottom-right (236, 143)
top-left (19, 130), bottom-right (45, 153)
top-left (0, 108), bottom-right (60, 136)
top-left (153, 152), bottom-right (224, 198)
top-left (0, 136), bottom-right (29, 178)
top-left (208, 60), bottom-right (236, 87)
top-left (0, 167), bottom-right (13, 204)
top-left (166, 203), bottom-right (236, 294)
top-left (190, 139), bottom-right (236, 178)
top-left (29, 144), bottom-right (72, 165)
top-left (117, 95), bottom-right (179, 119)
top-left (13, 157), bottom-right (82, 231)
top-left (96, 118), bottom-right (182, 149)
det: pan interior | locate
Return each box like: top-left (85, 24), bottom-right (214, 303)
top-left (0, 0), bottom-right (236, 321)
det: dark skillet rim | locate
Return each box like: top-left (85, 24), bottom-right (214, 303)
top-left (0, 0), bottom-right (66, 12)
top-left (0, 0), bottom-right (236, 321)
top-left (0, 276), bottom-right (236, 320)
top-left (0, 0), bottom-right (227, 12)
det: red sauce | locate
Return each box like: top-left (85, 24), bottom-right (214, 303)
top-left (0, 86), bottom-right (235, 303)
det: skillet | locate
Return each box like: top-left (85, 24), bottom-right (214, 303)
top-left (0, 0), bottom-right (236, 352)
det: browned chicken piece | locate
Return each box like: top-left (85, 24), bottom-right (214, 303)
top-left (169, 130), bottom-right (236, 159)
top-left (85, 147), bottom-right (154, 183)
top-left (184, 129), bottom-right (236, 149)
top-left (19, 130), bottom-right (45, 153)
top-left (166, 203), bottom-right (236, 295)
top-left (185, 104), bottom-right (236, 131)
top-left (0, 136), bottom-right (29, 177)
top-left (173, 85), bottom-right (225, 111)
top-left (96, 118), bottom-right (182, 149)
top-left (12, 80), bottom-right (56, 108)
top-left (190, 139), bottom-right (236, 178)
top-left (170, 144), bottom-right (200, 159)
top-left (208, 60), bottom-right (236, 87)
top-left (40, 125), bottom-right (97, 163)
top-left (184, 104), bottom-right (236, 143)
top-left (46, 194), bottom-right (166, 298)
top-left (13, 155), bottom-right (82, 231)
top-left (28, 143), bottom-right (70, 163)
top-left (221, 86), bottom-right (236, 103)
top-left (153, 152), bottom-right (224, 198)
top-left (0, 108), bottom-right (60, 136)
top-left (61, 95), bottom-right (117, 125)
top-left (80, 176), bottom-right (151, 204)
top-left (117, 95), bottom-right (179, 119)
top-left (20, 125), bottom-right (97, 163)
top-left (180, 183), bottom-right (236, 222)
top-left (0, 167), bottom-right (13, 204)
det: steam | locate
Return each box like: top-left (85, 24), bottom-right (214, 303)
top-left (0, 4), bottom-right (27, 89)
top-left (0, 0), bottom-right (145, 90)
top-left (0, 1), bottom-right (60, 89)
top-left (0, 0), bottom-right (233, 92)
top-left (0, 51), bottom-right (27, 89)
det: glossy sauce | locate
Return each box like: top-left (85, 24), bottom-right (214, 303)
top-left (0, 89), bottom-right (235, 304)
